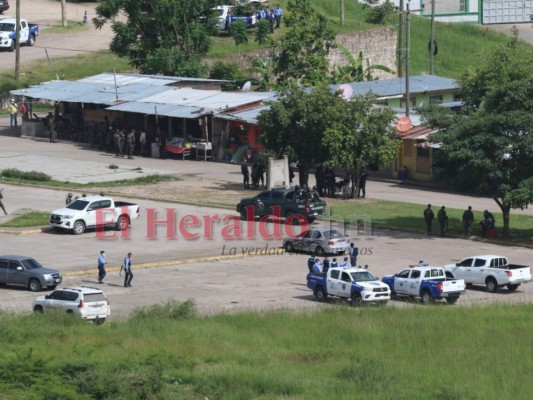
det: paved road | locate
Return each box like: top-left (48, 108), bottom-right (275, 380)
top-left (0, 0), bottom-right (117, 73)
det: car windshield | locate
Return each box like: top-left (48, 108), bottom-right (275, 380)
top-left (323, 230), bottom-right (343, 239)
top-left (21, 258), bottom-right (43, 270)
top-left (66, 200), bottom-right (89, 210)
top-left (0, 23), bottom-right (15, 31)
top-left (351, 271), bottom-right (377, 282)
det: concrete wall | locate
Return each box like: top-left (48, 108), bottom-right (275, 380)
top-left (328, 28), bottom-right (397, 80)
top-left (209, 28), bottom-right (398, 81)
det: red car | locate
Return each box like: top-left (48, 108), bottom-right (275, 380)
top-left (0, 0), bottom-right (9, 14)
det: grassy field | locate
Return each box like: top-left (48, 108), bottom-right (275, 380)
top-left (1, 301), bottom-right (532, 399)
top-left (331, 199), bottom-right (533, 243)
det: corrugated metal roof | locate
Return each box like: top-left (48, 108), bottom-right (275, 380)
top-left (12, 81), bottom-right (175, 105)
top-left (331, 75), bottom-right (459, 98)
top-left (216, 105), bottom-right (271, 124)
top-left (138, 88), bottom-right (271, 110)
top-left (106, 102), bottom-right (207, 119)
top-left (78, 72), bottom-right (228, 86)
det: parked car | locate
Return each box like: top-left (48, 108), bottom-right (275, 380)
top-left (0, 18), bottom-right (39, 51)
top-left (236, 188), bottom-right (327, 223)
top-left (0, 255), bottom-right (62, 291)
top-left (49, 195), bottom-right (140, 235)
top-left (283, 228), bottom-right (350, 255)
top-left (307, 266), bottom-right (391, 305)
top-left (33, 286), bottom-right (110, 324)
top-left (382, 264), bottom-right (465, 304)
top-left (443, 255), bottom-right (531, 293)
top-left (0, 1), bottom-right (9, 14)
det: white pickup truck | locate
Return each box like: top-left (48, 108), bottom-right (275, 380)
top-left (0, 18), bottom-right (39, 51)
top-left (49, 196), bottom-right (140, 235)
top-left (443, 255), bottom-right (532, 293)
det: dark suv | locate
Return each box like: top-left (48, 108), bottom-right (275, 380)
top-left (0, 255), bottom-right (62, 291)
top-left (0, 1), bottom-right (10, 14)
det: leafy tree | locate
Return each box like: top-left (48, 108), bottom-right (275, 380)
top-left (209, 61), bottom-right (242, 90)
top-left (322, 93), bottom-right (398, 197)
top-left (258, 86), bottom-right (398, 191)
top-left (93, 0), bottom-right (218, 76)
top-left (365, 0), bottom-right (396, 24)
top-left (420, 34), bottom-right (533, 234)
top-left (255, 19), bottom-right (271, 45)
top-left (273, 0), bottom-right (336, 87)
top-left (247, 57), bottom-right (278, 91)
top-left (231, 20), bottom-right (249, 47)
top-left (331, 46), bottom-right (395, 84)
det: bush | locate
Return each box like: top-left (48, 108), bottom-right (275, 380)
top-left (130, 299), bottom-right (197, 321)
top-left (1, 168), bottom-right (51, 182)
top-left (365, 1), bottom-right (396, 24)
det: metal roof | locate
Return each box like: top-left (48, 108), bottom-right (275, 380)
top-left (138, 88), bottom-right (271, 110)
top-left (106, 102), bottom-right (206, 119)
top-left (216, 104), bottom-right (271, 124)
top-left (11, 80), bottom-right (170, 105)
top-left (78, 72), bottom-right (228, 86)
top-left (331, 75), bottom-right (459, 99)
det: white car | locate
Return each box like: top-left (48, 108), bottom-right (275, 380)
top-left (33, 286), bottom-right (110, 324)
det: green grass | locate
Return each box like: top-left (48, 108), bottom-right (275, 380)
top-left (44, 21), bottom-right (90, 34)
top-left (0, 168), bottom-right (181, 189)
top-left (0, 211), bottom-right (49, 228)
top-left (1, 301), bottom-right (532, 398)
top-left (330, 199), bottom-right (533, 243)
top-left (0, 51), bottom-right (133, 93)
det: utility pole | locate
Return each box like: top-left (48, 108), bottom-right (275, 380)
top-left (340, 0), bottom-right (345, 26)
top-left (397, 1), bottom-right (424, 118)
top-left (15, 0), bottom-right (20, 81)
top-left (61, 0), bottom-right (68, 27)
top-left (397, 0), bottom-right (404, 78)
top-left (429, 0), bottom-right (436, 74)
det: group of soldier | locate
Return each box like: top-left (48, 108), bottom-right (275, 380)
top-left (241, 159), bottom-right (266, 190)
top-left (424, 204), bottom-right (496, 238)
top-left (113, 129), bottom-right (136, 159)
top-left (313, 166), bottom-right (368, 199)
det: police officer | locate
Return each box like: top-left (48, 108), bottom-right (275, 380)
top-left (65, 192), bottom-right (73, 205)
top-left (241, 160), bottom-right (250, 189)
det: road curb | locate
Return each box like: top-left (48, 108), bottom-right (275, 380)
top-left (63, 252), bottom-right (262, 277)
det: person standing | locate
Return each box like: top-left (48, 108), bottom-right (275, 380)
top-left (312, 258), bottom-right (322, 273)
top-left (349, 242), bottom-right (358, 267)
top-left (241, 160), bottom-right (250, 189)
top-left (358, 171), bottom-right (367, 198)
top-left (461, 206), bottom-right (474, 236)
top-left (339, 257), bottom-right (351, 268)
top-left (330, 258), bottom-right (339, 269)
top-left (0, 188), bottom-right (7, 215)
top-left (437, 206), bottom-right (448, 237)
top-left (126, 129), bottom-right (135, 159)
top-left (274, 4), bottom-right (283, 28)
top-left (322, 256), bottom-right (330, 274)
top-left (423, 204), bottom-right (434, 235)
top-left (9, 99), bottom-right (19, 127)
top-left (97, 250), bottom-right (108, 284)
top-left (65, 192), bottom-right (73, 205)
top-left (123, 252), bottom-right (133, 287)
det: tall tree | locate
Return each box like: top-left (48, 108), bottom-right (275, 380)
top-left (420, 33), bottom-right (533, 234)
top-left (93, 0), bottom-right (218, 76)
top-left (322, 93), bottom-right (398, 197)
top-left (273, 0), bottom-right (336, 87)
top-left (258, 86), bottom-right (398, 192)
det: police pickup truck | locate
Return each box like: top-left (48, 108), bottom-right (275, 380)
top-left (382, 264), bottom-right (465, 305)
top-left (0, 18), bottom-right (39, 51)
top-left (50, 196), bottom-right (140, 235)
top-left (236, 188), bottom-right (326, 223)
top-left (443, 255), bottom-right (532, 293)
top-left (307, 267), bottom-right (391, 306)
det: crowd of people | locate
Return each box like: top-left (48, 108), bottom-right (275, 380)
top-left (423, 204), bottom-right (497, 238)
top-left (307, 243), bottom-right (361, 273)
